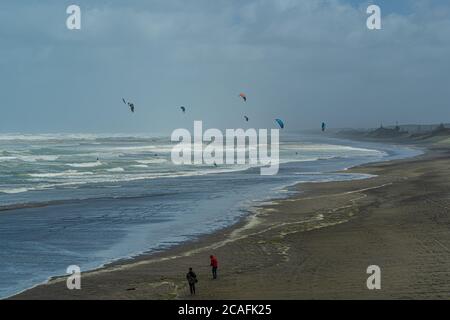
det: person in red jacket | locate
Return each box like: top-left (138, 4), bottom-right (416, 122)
top-left (210, 255), bottom-right (218, 279)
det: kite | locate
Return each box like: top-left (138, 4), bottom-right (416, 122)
top-left (275, 118), bottom-right (285, 129)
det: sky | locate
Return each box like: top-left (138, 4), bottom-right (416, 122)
top-left (0, 0), bottom-right (449, 134)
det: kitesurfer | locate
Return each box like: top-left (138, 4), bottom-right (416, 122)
top-left (122, 98), bottom-right (135, 113)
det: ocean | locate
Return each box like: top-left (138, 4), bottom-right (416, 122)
top-left (0, 133), bottom-right (421, 298)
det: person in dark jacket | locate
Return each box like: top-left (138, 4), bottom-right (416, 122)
top-left (210, 255), bottom-right (218, 279)
top-left (186, 267), bottom-right (197, 295)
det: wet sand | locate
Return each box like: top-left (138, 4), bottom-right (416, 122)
top-left (11, 147), bottom-right (450, 299)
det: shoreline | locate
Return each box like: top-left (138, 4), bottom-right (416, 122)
top-left (1, 139), bottom-right (413, 299)
top-left (10, 141), bottom-right (449, 299)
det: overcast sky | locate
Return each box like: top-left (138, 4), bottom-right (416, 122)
top-left (0, 0), bottom-right (449, 134)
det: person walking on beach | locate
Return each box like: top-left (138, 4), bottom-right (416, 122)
top-left (186, 267), bottom-right (197, 295)
top-left (210, 255), bottom-right (218, 279)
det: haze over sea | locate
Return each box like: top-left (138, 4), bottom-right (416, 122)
top-left (0, 132), bottom-right (421, 298)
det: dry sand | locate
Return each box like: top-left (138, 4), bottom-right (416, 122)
top-left (11, 147), bottom-right (450, 300)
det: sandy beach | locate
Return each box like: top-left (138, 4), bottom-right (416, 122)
top-left (10, 143), bottom-right (450, 300)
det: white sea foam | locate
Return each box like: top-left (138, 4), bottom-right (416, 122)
top-left (28, 170), bottom-right (94, 178)
top-left (0, 133), bottom-right (97, 141)
top-left (0, 156), bottom-right (17, 162)
top-left (0, 187), bottom-right (30, 194)
top-left (0, 155), bottom-right (60, 162)
top-left (66, 162), bottom-right (103, 168)
top-left (0, 136), bottom-right (398, 197)
top-left (135, 159), bottom-right (167, 164)
top-left (106, 167), bottom-right (125, 172)
top-left (110, 145), bottom-right (174, 153)
top-left (0, 133), bottom-right (162, 141)
top-left (18, 155), bottom-right (60, 162)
